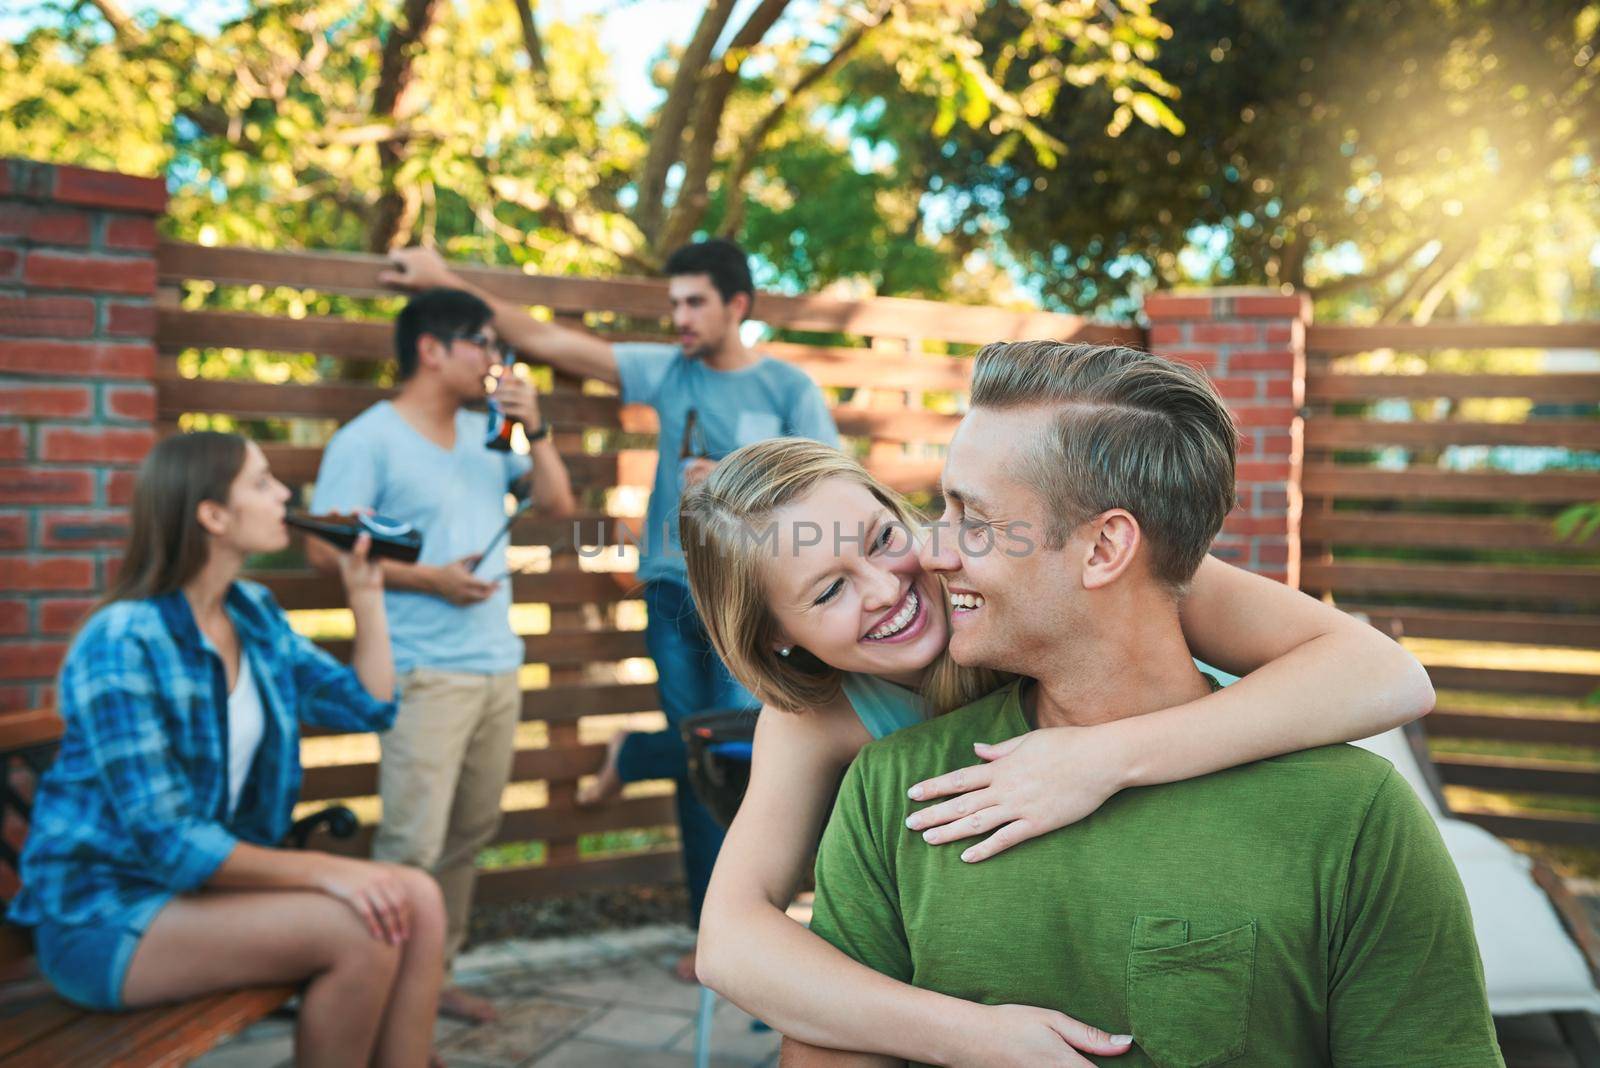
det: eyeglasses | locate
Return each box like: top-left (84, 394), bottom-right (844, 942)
top-left (452, 331), bottom-right (514, 361)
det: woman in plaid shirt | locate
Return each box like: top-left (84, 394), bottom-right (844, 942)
top-left (9, 432), bottom-right (445, 1068)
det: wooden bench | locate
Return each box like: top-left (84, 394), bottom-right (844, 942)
top-left (1, 708), bottom-right (357, 1067)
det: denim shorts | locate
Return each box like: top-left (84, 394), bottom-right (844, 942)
top-left (33, 915), bottom-right (147, 1011)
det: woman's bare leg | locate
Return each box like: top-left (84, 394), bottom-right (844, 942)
top-left (119, 887), bottom-right (411, 1067)
top-left (371, 866), bottom-right (448, 1067)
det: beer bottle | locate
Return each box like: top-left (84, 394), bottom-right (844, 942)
top-left (286, 512), bottom-right (423, 564)
top-left (484, 345), bottom-right (519, 452)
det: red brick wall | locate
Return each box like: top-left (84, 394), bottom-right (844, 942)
top-left (0, 159), bottom-right (165, 711)
top-left (1144, 289), bottom-right (1309, 587)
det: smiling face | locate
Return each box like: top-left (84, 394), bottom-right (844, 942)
top-left (668, 273), bottom-right (744, 360)
top-left (760, 476), bottom-right (950, 683)
top-left (921, 405), bottom-right (1088, 677)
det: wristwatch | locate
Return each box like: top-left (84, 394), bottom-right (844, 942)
top-left (524, 420), bottom-right (551, 444)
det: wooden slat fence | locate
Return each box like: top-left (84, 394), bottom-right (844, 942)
top-left (155, 240), bottom-right (1143, 901)
top-left (1301, 320), bottom-right (1600, 847)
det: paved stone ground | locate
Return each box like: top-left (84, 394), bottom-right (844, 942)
top-left (191, 925), bottom-right (780, 1068)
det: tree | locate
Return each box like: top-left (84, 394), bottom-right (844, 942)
top-left (861, 0), bottom-right (1600, 319)
top-left (1, 0), bottom-right (1180, 287)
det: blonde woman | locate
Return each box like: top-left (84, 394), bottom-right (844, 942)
top-left (671, 437), bottom-right (1433, 1067)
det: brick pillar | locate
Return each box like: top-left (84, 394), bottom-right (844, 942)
top-left (0, 159), bottom-right (165, 711)
top-left (1143, 288), bottom-right (1309, 587)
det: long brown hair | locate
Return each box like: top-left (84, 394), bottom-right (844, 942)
top-left (98, 431), bottom-right (249, 608)
top-left (680, 438), bottom-right (1007, 716)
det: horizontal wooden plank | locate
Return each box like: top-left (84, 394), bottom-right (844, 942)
top-left (1426, 710), bottom-right (1600, 747)
top-left (1425, 666), bottom-right (1600, 699)
top-left (472, 850), bottom-right (683, 904)
top-left (1435, 754), bottom-right (1600, 797)
top-left (262, 569), bottom-right (640, 611)
top-left (159, 375), bottom-right (963, 448)
top-left (1453, 808), bottom-right (1600, 848)
top-left (159, 373), bottom-right (624, 429)
top-left (1302, 465), bottom-right (1600, 503)
top-left (1304, 417), bottom-right (1600, 451)
top-left (1303, 514), bottom-right (1595, 553)
top-left (158, 242), bottom-right (1140, 347)
top-left (0, 709), bottom-right (64, 752)
top-left (317, 795), bottom-right (679, 856)
top-left (1306, 322), bottom-right (1600, 353)
top-left (1307, 372), bottom-right (1600, 403)
top-left (1303, 561), bottom-right (1600, 603)
top-left (1343, 605), bottom-right (1600, 648)
top-left (300, 682), bottom-right (661, 739)
top-left (314, 629), bottom-right (649, 667)
top-left (301, 740), bottom-right (611, 801)
top-left (260, 443), bottom-right (653, 487)
top-left (158, 307), bottom-right (392, 361)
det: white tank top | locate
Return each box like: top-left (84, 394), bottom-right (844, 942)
top-left (226, 651), bottom-right (266, 817)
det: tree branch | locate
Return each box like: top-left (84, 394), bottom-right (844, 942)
top-left (511, 0), bottom-right (547, 75)
top-left (655, 0), bottom-right (796, 253)
top-left (1306, 234), bottom-right (1433, 299)
top-left (86, 0), bottom-right (145, 44)
top-left (633, 0), bottom-right (741, 245)
top-left (716, 10), bottom-right (885, 241)
top-left (368, 0), bottom-right (442, 254)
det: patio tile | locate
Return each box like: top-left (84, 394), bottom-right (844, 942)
top-left (547, 961), bottom-right (706, 1013)
top-left (669, 997), bottom-right (781, 1064)
top-left (532, 1037), bottom-right (748, 1066)
top-left (578, 1004), bottom-right (695, 1049)
top-left (189, 1033), bottom-right (293, 1068)
top-left (438, 997), bottom-right (603, 1068)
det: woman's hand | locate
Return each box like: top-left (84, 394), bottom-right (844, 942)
top-left (336, 530), bottom-right (384, 600)
top-left (904, 725), bottom-right (1130, 862)
top-left (310, 854), bottom-right (415, 944)
top-left (953, 1004), bottom-right (1133, 1067)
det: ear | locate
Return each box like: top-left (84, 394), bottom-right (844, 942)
top-left (415, 332), bottom-right (447, 374)
top-left (195, 497), bottom-right (231, 539)
top-left (727, 291), bottom-right (751, 323)
top-left (1080, 509), bottom-right (1141, 590)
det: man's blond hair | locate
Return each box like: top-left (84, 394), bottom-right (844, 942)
top-left (968, 340), bottom-right (1238, 589)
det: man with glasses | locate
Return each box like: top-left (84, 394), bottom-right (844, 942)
top-left (382, 240), bottom-right (839, 983)
top-left (307, 287), bottom-right (575, 1023)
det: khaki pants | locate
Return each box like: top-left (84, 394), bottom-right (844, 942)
top-left (374, 667), bottom-right (521, 968)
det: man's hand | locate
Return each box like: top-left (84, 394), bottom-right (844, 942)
top-left (681, 457), bottom-right (717, 487)
top-left (428, 554), bottom-right (499, 605)
top-left (492, 370), bottom-right (543, 428)
top-left (379, 247), bottom-right (458, 292)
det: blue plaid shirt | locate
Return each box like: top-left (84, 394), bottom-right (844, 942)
top-left (7, 580), bottom-right (396, 931)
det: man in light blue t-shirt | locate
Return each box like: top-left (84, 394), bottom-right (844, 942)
top-left (383, 240), bottom-right (839, 977)
top-left (308, 287), bottom-right (575, 1022)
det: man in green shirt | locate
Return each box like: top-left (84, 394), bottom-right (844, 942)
top-left (788, 341), bottom-right (1501, 1068)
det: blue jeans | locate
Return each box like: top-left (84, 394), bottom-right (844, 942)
top-left (617, 579), bottom-right (756, 927)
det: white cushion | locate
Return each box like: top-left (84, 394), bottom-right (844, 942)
top-left (1356, 729), bottom-right (1600, 1016)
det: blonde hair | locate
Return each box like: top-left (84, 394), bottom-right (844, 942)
top-left (680, 438), bottom-right (1006, 716)
top-left (970, 341), bottom-right (1239, 589)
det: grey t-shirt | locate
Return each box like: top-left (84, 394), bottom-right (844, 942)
top-left (614, 343), bottom-right (839, 583)
top-left (311, 401), bottom-right (531, 675)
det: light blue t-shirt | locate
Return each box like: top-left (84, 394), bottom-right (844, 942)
top-left (311, 401), bottom-right (531, 675)
top-left (841, 673), bottom-right (928, 740)
top-left (614, 343), bottom-right (840, 583)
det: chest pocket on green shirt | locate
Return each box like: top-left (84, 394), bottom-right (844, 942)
top-left (1126, 915), bottom-right (1256, 1068)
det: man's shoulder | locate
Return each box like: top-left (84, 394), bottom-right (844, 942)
top-left (753, 355), bottom-right (820, 389)
top-left (328, 401), bottom-right (397, 445)
top-left (850, 688), bottom-right (1013, 788)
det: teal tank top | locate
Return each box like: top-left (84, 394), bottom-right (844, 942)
top-left (840, 673), bottom-right (929, 740)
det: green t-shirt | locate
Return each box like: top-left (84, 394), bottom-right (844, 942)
top-left (810, 682), bottom-right (1502, 1068)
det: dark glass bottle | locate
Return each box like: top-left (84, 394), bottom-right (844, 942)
top-left (484, 345), bottom-right (518, 452)
top-left (286, 512), bottom-right (423, 564)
